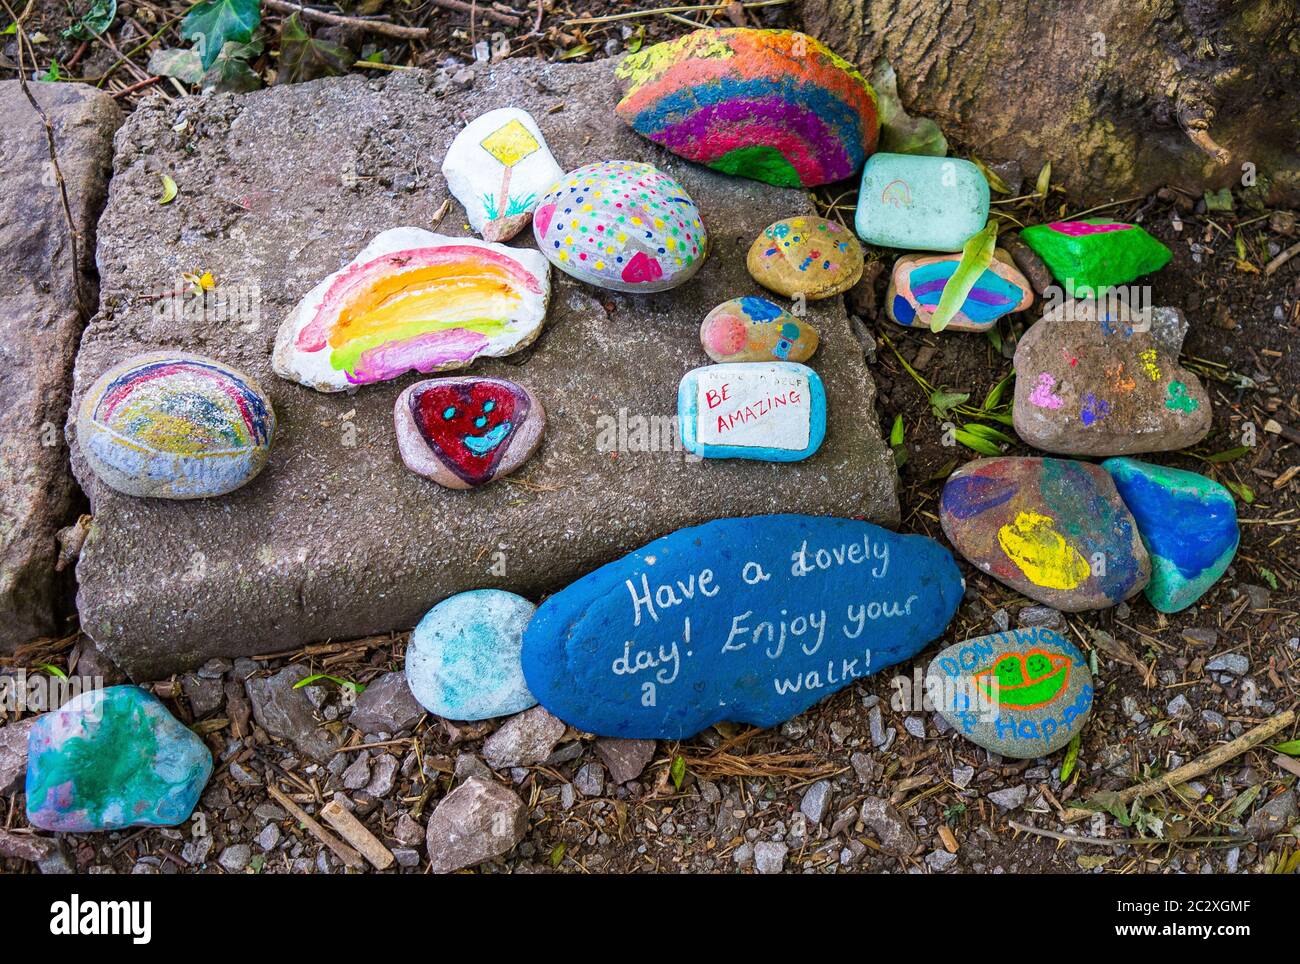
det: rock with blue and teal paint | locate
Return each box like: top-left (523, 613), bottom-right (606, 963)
top-left (1102, 458), bottom-right (1239, 613)
top-left (405, 590), bottom-right (538, 721)
top-left (700, 297), bottom-right (819, 363)
top-left (886, 250), bottom-right (1033, 331)
top-left (854, 153), bottom-right (990, 251)
top-left (1020, 220), bottom-right (1171, 298)
top-left (521, 514), bottom-right (964, 739)
top-left (927, 627), bottom-right (1093, 758)
top-left (746, 216), bottom-right (864, 300)
top-left (678, 362), bottom-right (826, 462)
top-left (940, 457), bottom-right (1150, 612)
top-left (25, 686), bottom-right (212, 832)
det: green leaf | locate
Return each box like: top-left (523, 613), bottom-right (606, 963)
top-left (960, 422), bottom-right (1017, 445)
top-left (869, 58), bottom-right (947, 156)
top-left (1274, 740), bottom-right (1300, 756)
top-left (63, 0), bottom-right (116, 40)
top-left (972, 157), bottom-right (1011, 194)
top-left (1083, 789), bottom-right (1131, 826)
top-left (1035, 161), bottom-right (1052, 199)
top-left (930, 222), bottom-right (998, 333)
top-left (625, 25), bottom-right (644, 54)
top-left (889, 414), bottom-right (904, 447)
top-left (1201, 445), bottom-right (1251, 463)
top-left (38, 60), bottom-right (62, 82)
top-left (981, 372), bottom-right (1014, 411)
top-left (929, 390), bottom-right (969, 420)
top-left (147, 46), bottom-right (206, 85)
top-left (278, 14), bottom-right (353, 84)
top-left (1223, 479), bottom-right (1254, 504)
top-left (984, 325), bottom-right (1003, 353)
top-left (1203, 187), bottom-right (1234, 212)
top-left (157, 173), bottom-right (178, 205)
top-left (549, 843), bottom-right (565, 867)
top-left (2, 22), bottom-right (17, 35)
top-left (1259, 567), bottom-right (1279, 590)
top-left (206, 40), bottom-right (263, 93)
top-left (1231, 784), bottom-right (1262, 818)
top-left (558, 42), bottom-right (594, 61)
top-left (38, 663), bottom-right (68, 679)
top-left (669, 755), bottom-right (686, 791)
top-left (927, 458), bottom-right (958, 482)
top-left (1059, 733), bottom-right (1081, 783)
top-left (953, 429), bottom-right (1003, 457)
top-left (292, 673), bottom-right (365, 694)
top-left (182, 0), bottom-right (260, 70)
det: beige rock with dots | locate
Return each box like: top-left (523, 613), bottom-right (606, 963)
top-left (746, 215), bottom-right (864, 300)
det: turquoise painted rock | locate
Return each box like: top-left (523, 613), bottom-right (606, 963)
top-left (700, 297), bottom-right (819, 363)
top-left (927, 627), bottom-right (1093, 758)
top-left (25, 686), bottom-right (212, 832)
top-left (405, 590), bottom-right (538, 721)
top-left (521, 514), bottom-right (964, 739)
top-left (1102, 458), bottom-right (1239, 613)
top-left (886, 250), bottom-right (1033, 331)
top-left (855, 153), bottom-right (989, 251)
top-left (1020, 220), bottom-right (1171, 297)
top-left (940, 457), bottom-right (1150, 612)
top-left (678, 362), bottom-right (826, 461)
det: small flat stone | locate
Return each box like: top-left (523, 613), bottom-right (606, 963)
top-left (940, 457), bottom-right (1150, 611)
top-left (1020, 220), bottom-right (1171, 297)
top-left (700, 297), bottom-right (818, 363)
top-left (886, 249), bottom-right (1032, 331)
top-left (677, 362), bottom-right (826, 462)
top-left (481, 706), bottom-right (566, 769)
top-left (1246, 790), bottom-right (1297, 839)
top-left (245, 665), bottom-right (341, 763)
top-left (394, 377), bottom-right (545, 489)
top-left (25, 686), bottom-right (212, 832)
top-left (424, 775), bottom-right (527, 873)
top-left (927, 627), bottom-right (1094, 758)
top-left (859, 796), bottom-right (917, 855)
top-left (747, 216), bottom-right (864, 300)
top-left (753, 840), bottom-right (788, 874)
top-left (1205, 652), bottom-right (1249, 676)
top-left (594, 737), bottom-right (656, 784)
top-left (0, 717), bottom-right (36, 795)
top-left (855, 153), bottom-right (989, 251)
top-left (987, 785), bottom-right (1029, 810)
top-left (800, 779), bottom-right (833, 825)
top-left (348, 671), bottom-right (425, 735)
top-left (573, 762), bottom-right (605, 797)
top-left (405, 589), bottom-right (537, 722)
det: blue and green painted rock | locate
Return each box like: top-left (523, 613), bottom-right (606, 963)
top-left (854, 153), bottom-right (989, 251)
top-left (1020, 220), bottom-right (1171, 297)
top-left (26, 686), bottom-right (212, 832)
top-left (886, 250), bottom-right (1033, 331)
top-left (1102, 458), bottom-right (1239, 613)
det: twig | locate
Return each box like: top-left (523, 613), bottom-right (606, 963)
top-left (266, 783), bottom-right (367, 870)
top-left (263, 0), bottom-right (433, 38)
top-left (111, 75), bottom-right (163, 99)
top-left (565, 0), bottom-right (788, 25)
top-left (429, 0), bottom-right (521, 27)
top-left (1264, 239), bottom-right (1300, 276)
top-left (320, 798), bottom-right (394, 870)
top-left (1009, 820), bottom-right (1246, 848)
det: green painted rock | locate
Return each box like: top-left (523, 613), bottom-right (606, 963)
top-left (1020, 220), bottom-right (1171, 297)
top-left (855, 153), bottom-right (989, 251)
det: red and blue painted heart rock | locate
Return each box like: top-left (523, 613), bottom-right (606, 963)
top-left (394, 377), bottom-right (545, 489)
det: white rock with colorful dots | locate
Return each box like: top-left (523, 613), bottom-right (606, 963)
top-left (531, 160), bottom-right (708, 293)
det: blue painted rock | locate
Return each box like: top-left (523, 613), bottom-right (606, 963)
top-left (886, 250), bottom-right (1033, 331)
top-left (25, 686), bottom-right (212, 832)
top-left (940, 457), bottom-right (1150, 612)
top-left (678, 362), bottom-right (826, 461)
top-left (76, 351), bottom-right (275, 499)
top-left (855, 153), bottom-right (990, 251)
top-left (700, 297), bottom-right (818, 363)
top-left (521, 515), bottom-right (964, 739)
top-left (746, 216), bottom-right (864, 299)
top-left (1020, 220), bottom-right (1171, 298)
top-left (1102, 458), bottom-right (1239, 613)
top-left (927, 627), bottom-right (1093, 758)
top-left (405, 590), bottom-right (538, 721)
top-left (532, 160), bottom-right (707, 293)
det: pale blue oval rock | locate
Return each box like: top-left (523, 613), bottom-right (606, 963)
top-left (678, 362), bottom-right (826, 462)
top-left (406, 590), bottom-right (538, 721)
top-left (855, 153), bottom-right (990, 251)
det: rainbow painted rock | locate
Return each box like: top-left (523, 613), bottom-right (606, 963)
top-left (1020, 220), bottom-right (1171, 297)
top-left (614, 28), bottom-right (879, 188)
top-left (855, 153), bottom-right (990, 251)
top-left (273, 227), bottom-right (551, 391)
top-left (927, 627), bottom-right (1093, 758)
top-left (394, 377), bottom-right (545, 489)
top-left (700, 297), bottom-right (818, 363)
top-left (26, 686), bottom-right (212, 832)
top-left (533, 161), bottom-right (707, 292)
top-left (940, 457), bottom-right (1150, 612)
top-left (886, 250), bottom-right (1033, 331)
top-left (1102, 458), bottom-right (1239, 613)
top-left (76, 351), bottom-right (275, 499)
top-left (746, 216), bottom-right (864, 300)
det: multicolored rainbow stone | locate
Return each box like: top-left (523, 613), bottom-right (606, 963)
top-left (273, 227), bottom-right (551, 392)
top-left (886, 249), bottom-right (1033, 331)
top-left (76, 351), bottom-right (275, 499)
top-left (26, 686), bottom-right (212, 832)
top-left (700, 297), bottom-right (818, 363)
top-left (1102, 458), bottom-right (1239, 613)
top-left (533, 160), bottom-right (707, 293)
top-left (1020, 220), bottom-right (1171, 297)
top-left (614, 28), bottom-right (879, 188)
top-left (940, 457), bottom-right (1150, 612)
top-left (746, 216), bottom-right (864, 300)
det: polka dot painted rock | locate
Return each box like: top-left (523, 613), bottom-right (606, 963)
top-left (532, 160), bottom-right (707, 293)
top-left (886, 249), bottom-right (1033, 331)
top-left (700, 297), bottom-right (819, 363)
top-left (394, 377), bottom-right (544, 489)
top-left (76, 351), bottom-right (275, 499)
top-left (940, 457), bottom-right (1150, 612)
top-left (746, 216), bottom-right (864, 300)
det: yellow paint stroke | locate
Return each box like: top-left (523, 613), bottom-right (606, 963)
top-left (997, 511), bottom-right (1091, 590)
top-left (1138, 348), bottom-right (1161, 381)
top-left (480, 119), bottom-right (539, 168)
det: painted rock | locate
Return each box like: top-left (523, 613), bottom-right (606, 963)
top-left (76, 351), bottom-right (275, 499)
top-left (273, 227), bottom-right (550, 392)
top-left (700, 297), bottom-right (819, 363)
top-left (441, 107), bottom-right (565, 243)
top-left (746, 216), bottom-right (864, 300)
top-left (1012, 299), bottom-right (1211, 456)
top-left (394, 377), bottom-right (544, 489)
top-left (1102, 458), bottom-right (1239, 613)
top-left (939, 457), bottom-right (1150, 612)
top-left (532, 160), bottom-right (707, 293)
top-left (927, 627), bottom-right (1093, 758)
top-left (678, 362), bottom-right (826, 462)
top-left (521, 514), bottom-right (964, 739)
top-left (26, 686), bottom-right (212, 832)
top-left (855, 153), bottom-right (990, 251)
top-left (1020, 220), bottom-right (1171, 297)
top-left (886, 249), bottom-right (1033, 331)
top-left (614, 28), bottom-right (879, 188)
top-left (405, 590), bottom-right (538, 721)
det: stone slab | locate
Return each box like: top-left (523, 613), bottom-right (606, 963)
top-left (69, 60), bottom-right (898, 679)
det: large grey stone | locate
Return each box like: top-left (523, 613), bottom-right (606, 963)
top-left (70, 61), bottom-right (898, 679)
top-left (0, 81), bottom-right (121, 650)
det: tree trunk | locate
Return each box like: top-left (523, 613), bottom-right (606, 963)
top-left (799, 0), bottom-right (1299, 206)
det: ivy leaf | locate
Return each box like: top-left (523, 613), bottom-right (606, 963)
top-left (147, 46), bottom-right (206, 85)
top-left (278, 13), bottom-right (354, 85)
top-left (869, 58), bottom-right (947, 157)
top-left (63, 0), bottom-right (116, 40)
top-left (206, 39), bottom-right (263, 92)
top-left (929, 390), bottom-right (969, 420)
top-left (930, 222), bottom-right (998, 333)
top-left (182, 0), bottom-right (260, 71)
